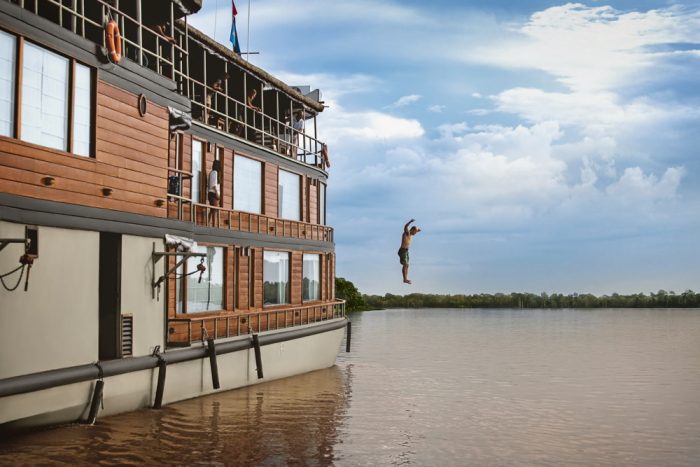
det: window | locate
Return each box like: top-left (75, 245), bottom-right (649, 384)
top-left (264, 251), bottom-right (289, 306)
top-left (176, 245), bottom-right (224, 313)
top-left (192, 139), bottom-right (203, 203)
top-left (234, 154), bottom-right (262, 213)
top-left (278, 169), bottom-right (300, 220)
top-left (0, 30), bottom-right (16, 137)
top-left (21, 41), bottom-right (69, 151)
top-left (72, 63), bottom-right (92, 157)
top-left (2, 37), bottom-right (94, 154)
top-left (303, 254), bottom-right (321, 301)
top-left (319, 182), bottom-right (326, 225)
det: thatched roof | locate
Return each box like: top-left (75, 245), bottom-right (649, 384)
top-left (183, 23), bottom-right (325, 113)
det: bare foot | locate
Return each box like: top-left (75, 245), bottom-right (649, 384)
top-left (404, 279), bottom-right (412, 284)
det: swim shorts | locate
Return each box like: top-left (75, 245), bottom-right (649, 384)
top-left (398, 248), bottom-right (409, 265)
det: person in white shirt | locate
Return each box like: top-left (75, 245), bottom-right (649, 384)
top-left (207, 159), bottom-right (221, 226)
top-left (292, 110), bottom-right (305, 153)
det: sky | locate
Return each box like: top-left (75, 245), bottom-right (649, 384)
top-left (191, 1), bottom-right (700, 296)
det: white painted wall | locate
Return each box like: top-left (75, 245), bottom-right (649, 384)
top-left (120, 235), bottom-right (165, 356)
top-left (0, 221), bottom-right (99, 379)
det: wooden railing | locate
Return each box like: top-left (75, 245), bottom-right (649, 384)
top-left (167, 300), bottom-right (346, 345)
top-left (167, 190), bottom-right (333, 242)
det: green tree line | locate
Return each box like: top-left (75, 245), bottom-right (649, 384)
top-left (336, 278), bottom-right (699, 310)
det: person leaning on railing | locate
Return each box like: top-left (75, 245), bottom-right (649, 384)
top-left (205, 72), bottom-right (229, 124)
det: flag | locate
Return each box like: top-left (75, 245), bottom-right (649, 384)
top-left (230, 1), bottom-right (241, 54)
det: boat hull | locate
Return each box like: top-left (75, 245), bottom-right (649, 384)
top-left (1, 320), bottom-right (345, 430)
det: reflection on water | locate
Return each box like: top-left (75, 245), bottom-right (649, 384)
top-left (0, 366), bottom-right (350, 466)
top-left (2, 309), bottom-right (700, 466)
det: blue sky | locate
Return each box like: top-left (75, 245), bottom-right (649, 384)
top-left (191, 1), bottom-right (700, 296)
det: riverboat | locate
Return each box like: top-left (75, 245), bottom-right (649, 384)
top-left (0, 0), bottom-right (345, 430)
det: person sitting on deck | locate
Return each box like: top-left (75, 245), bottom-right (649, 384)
top-left (398, 219), bottom-right (421, 284)
top-left (207, 160), bottom-right (221, 226)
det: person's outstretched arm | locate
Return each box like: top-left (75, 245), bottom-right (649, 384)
top-left (404, 219), bottom-right (415, 234)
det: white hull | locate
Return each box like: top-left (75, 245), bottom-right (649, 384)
top-left (1, 322), bottom-right (345, 429)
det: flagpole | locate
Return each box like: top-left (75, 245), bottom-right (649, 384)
top-left (246, 0), bottom-right (251, 61)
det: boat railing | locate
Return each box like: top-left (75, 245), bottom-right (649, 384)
top-left (166, 180), bottom-right (333, 243)
top-left (167, 300), bottom-right (346, 345)
top-left (185, 74), bottom-right (327, 170)
top-left (5, 0), bottom-right (188, 81)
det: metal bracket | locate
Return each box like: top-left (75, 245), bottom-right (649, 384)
top-left (151, 242), bottom-right (207, 300)
top-left (0, 238), bottom-right (29, 253)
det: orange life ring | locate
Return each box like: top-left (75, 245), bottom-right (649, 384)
top-left (105, 20), bottom-right (122, 64)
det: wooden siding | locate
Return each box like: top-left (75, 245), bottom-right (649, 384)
top-left (222, 147), bottom-right (233, 211)
top-left (0, 81), bottom-right (169, 217)
top-left (308, 179), bottom-right (318, 224)
top-left (252, 248), bottom-right (263, 309)
top-left (237, 248), bottom-right (250, 310)
top-left (290, 251), bottom-right (302, 305)
top-left (264, 162), bottom-right (277, 217)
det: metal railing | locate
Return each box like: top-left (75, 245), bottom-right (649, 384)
top-left (166, 187), bottom-right (333, 242)
top-left (6, 0), bottom-right (188, 81)
top-left (186, 74), bottom-right (327, 170)
top-left (5, 0), bottom-right (328, 170)
top-left (167, 300), bottom-right (345, 345)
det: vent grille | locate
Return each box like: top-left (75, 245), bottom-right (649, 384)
top-left (121, 314), bottom-right (133, 357)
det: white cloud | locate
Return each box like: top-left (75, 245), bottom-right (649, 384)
top-left (428, 105), bottom-right (445, 113)
top-left (606, 166), bottom-right (685, 201)
top-left (465, 3), bottom-right (700, 92)
top-left (323, 110), bottom-right (425, 142)
top-left (385, 94), bottom-right (422, 109)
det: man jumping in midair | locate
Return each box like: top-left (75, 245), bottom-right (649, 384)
top-left (398, 219), bottom-right (421, 284)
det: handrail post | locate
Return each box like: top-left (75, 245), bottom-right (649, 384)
top-left (136, 0), bottom-right (143, 66)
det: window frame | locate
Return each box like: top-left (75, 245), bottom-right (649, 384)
top-left (263, 249), bottom-right (291, 307)
top-left (302, 252), bottom-right (322, 303)
top-left (0, 31), bottom-right (96, 157)
top-left (0, 29), bottom-right (17, 138)
top-left (191, 137), bottom-right (205, 204)
top-left (319, 181), bottom-right (326, 225)
top-left (278, 168), bottom-right (301, 221)
top-left (175, 243), bottom-right (227, 315)
top-left (233, 153), bottom-right (263, 214)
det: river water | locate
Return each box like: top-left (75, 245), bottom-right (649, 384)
top-left (1, 308), bottom-right (700, 466)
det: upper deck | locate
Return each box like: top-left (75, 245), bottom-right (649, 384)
top-left (1, 0), bottom-right (327, 169)
top-left (0, 0), bottom-right (332, 244)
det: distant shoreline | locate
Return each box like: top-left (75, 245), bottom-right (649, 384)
top-left (361, 291), bottom-right (699, 310)
top-left (335, 278), bottom-right (699, 312)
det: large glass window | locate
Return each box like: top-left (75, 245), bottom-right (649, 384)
top-left (264, 251), bottom-right (289, 306)
top-left (72, 63), bottom-right (92, 156)
top-left (278, 169), bottom-right (300, 220)
top-left (0, 31), bottom-right (16, 137)
top-left (319, 182), bottom-right (326, 225)
top-left (192, 140), bottom-right (203, 203)
top-left (303, 254), bottom-right (321, 301)
top-left (234, 154), bottom-right (262, 213)
top-left (176, 245), bottom-right (224, 313)
top-left (21, 41), bottom-right (69, 151)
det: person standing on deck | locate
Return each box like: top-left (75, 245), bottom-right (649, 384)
top-left (207, 160), bottom-right (221, 227)
top-left (398, 219), bottom-right (421, 284)
top-left (292, 110), bottom-right (305, 155)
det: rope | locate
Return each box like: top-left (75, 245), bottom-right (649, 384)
top-left (0, 264), bottom-right (25, 292)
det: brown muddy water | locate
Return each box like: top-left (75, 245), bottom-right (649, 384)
top-left (1, 308), bottom-right (700, 466)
